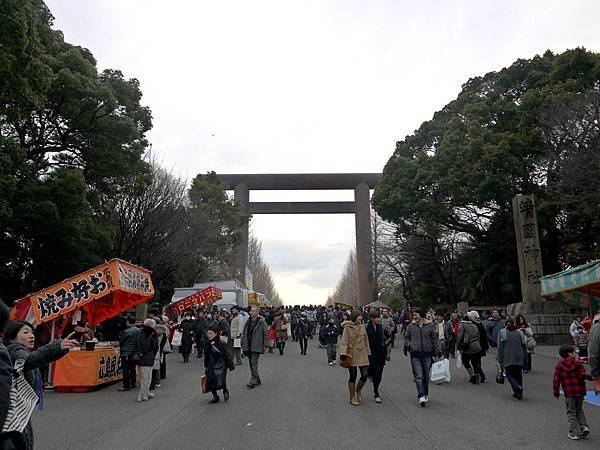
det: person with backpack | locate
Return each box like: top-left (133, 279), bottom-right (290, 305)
top-left (497, 319), bottom-right (527, 400)
top-left (467, 311), bottom-right (489, 383)
top-left (456, 313), bottom-right (483, 384)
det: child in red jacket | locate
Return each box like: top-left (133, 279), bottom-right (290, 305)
top-left (553, 344), bottom-right (592, 440)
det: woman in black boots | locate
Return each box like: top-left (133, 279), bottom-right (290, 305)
top-left (204, 326), bottom-right (235, 404)
top-left (366, 310), bottom-right (390, 403)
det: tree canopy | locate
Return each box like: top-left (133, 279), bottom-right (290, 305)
top-left (0, 1), bottom-right (248, 306)
top-left (372, 48), bottom-right (600, 307)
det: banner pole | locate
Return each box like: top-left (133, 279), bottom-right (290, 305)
top-left (47, 319), bottom-right (56, 387)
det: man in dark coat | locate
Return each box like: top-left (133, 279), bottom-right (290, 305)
top-left (194, 310), bottom-right (208, 358)
top-left (118, 316), bottom-right (140, 391)
top-left (241, 306), bottom-right (269, 389)
top-left (179, 311), bottom-right (195, 363)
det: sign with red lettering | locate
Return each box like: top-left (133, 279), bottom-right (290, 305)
top-left (170, 286), bottom-right (222, 313)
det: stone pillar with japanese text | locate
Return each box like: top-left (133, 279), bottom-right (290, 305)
top-left (512, 194), bottom-right (544, 306)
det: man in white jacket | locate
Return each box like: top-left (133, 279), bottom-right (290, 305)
top-left (230, 306), bottom-right (245, 365)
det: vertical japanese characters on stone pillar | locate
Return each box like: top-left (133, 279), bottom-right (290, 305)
top-left (355, 182), bottom-right (375, 307)
top-left (512, 194), bottom-right (543, 304)
top-left (234, 183), bottom-right (250, 286)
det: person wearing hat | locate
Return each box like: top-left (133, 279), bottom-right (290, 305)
top-left (136, 318), bottom-right (158, 402)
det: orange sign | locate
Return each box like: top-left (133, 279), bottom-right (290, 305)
top-left (53, 347), bottom-right (122, 387)
top-left (170, 286), bottom-right (223, 313)
top-left (30, 259), bottom-right (154, 323)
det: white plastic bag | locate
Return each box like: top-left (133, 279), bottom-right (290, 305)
top-left (171, 330), bottom-right (183, 347)
top-left (431, 358), bottom-right (451, 384)
top-left (456, 352), bottom-right (463, 369)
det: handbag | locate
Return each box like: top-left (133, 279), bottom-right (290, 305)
top-left (233, 338), bottom-right (242, 348)
top-left (200, 374), bottom-right (208, 394)
top-left (496, 370), bottom-right (505, 384)
top-left (339, 350), bottom-right (353, 368)
top-left (171, 330), bottom-right (182, 347)
top-left (2, 359), bottom-right (39, 433)
top-left (219, 335), bottom-right (228, 344)
top-left (525, 336), bottom-right (537, 352)
top-left (339, 332), bottom-right (354, 368)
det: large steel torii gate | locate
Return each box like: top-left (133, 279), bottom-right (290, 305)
top-left (215, 173), bottom-right (382, 307)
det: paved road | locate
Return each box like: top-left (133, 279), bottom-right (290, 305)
top-left (35, 341), bottom-right (599, 450)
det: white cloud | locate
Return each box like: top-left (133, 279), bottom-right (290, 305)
top-left (46, 0), bottom-right (600, 304)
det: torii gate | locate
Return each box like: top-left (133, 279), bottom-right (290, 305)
top-left (215, 173), bottom-right (381, 307)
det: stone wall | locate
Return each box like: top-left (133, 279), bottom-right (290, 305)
top-left (507, 301), bottom-right (586, 345)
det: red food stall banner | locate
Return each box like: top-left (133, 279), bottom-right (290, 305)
top-left (30, 259), bottom-right (154, 324)
top-left (170, 286), bottom-right (223, 312)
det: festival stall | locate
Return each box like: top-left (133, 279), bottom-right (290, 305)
top-left (541, 260), bottom-right (600, 312)
top-left (11, 259), bottom-right (154, 392)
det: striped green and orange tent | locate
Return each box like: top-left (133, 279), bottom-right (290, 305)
top-left (541, 260), bottom-right (600, 310)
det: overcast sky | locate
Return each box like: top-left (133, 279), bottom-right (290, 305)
top-left (46, 0), bottom-right (600, 305)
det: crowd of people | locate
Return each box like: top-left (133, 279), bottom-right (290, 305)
top-left (1, 299), bottom-right (600, 447)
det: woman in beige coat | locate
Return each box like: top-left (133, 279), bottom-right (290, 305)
top-left (339, 309), bottom-right (371, 406)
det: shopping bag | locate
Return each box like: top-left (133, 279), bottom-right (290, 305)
top-left (431, 358), bottom-right (451, 384)
top-left (233, 338), bottom-right (242, 348)
top-left (456, 352), bottom-right (463, 369)
top-left (200, 374), bottom-right (208, 394)
top-left (171, 330), bottom-right (182, 347)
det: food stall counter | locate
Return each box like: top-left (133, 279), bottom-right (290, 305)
top-left (53, 346), bottom-right (122, 392)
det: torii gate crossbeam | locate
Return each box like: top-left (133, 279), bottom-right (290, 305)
top-left (214, 173), bottom-right (381, 307)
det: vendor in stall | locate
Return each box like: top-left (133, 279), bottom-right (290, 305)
top-left (61, 320), bottom-right (94, 345)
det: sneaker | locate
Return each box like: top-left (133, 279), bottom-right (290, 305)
top-left (581, 427), bottom-right (590, 437)
top-left (375, 396), bottom-right (382, 403)
top-left (568, 434), bottom-right (580, 440)
top-left (328, 361), bottom-right (333, 366)
top-left (118, 387), bottom-right (130, 392)
top-left (142, 396), bottom-right (149, 401)
top-left (223, 391), bottom-right (229, 402)
top-left (136, 396), bottom-right (143, 402)
top-left (423, 396), bottom-right (429, 403)
top-left (147, 392), bottom-right (155, 398)
top-left (154, 384), bottom-right (161, 388)
top-left (419, 396), bottom-right (426, 407)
